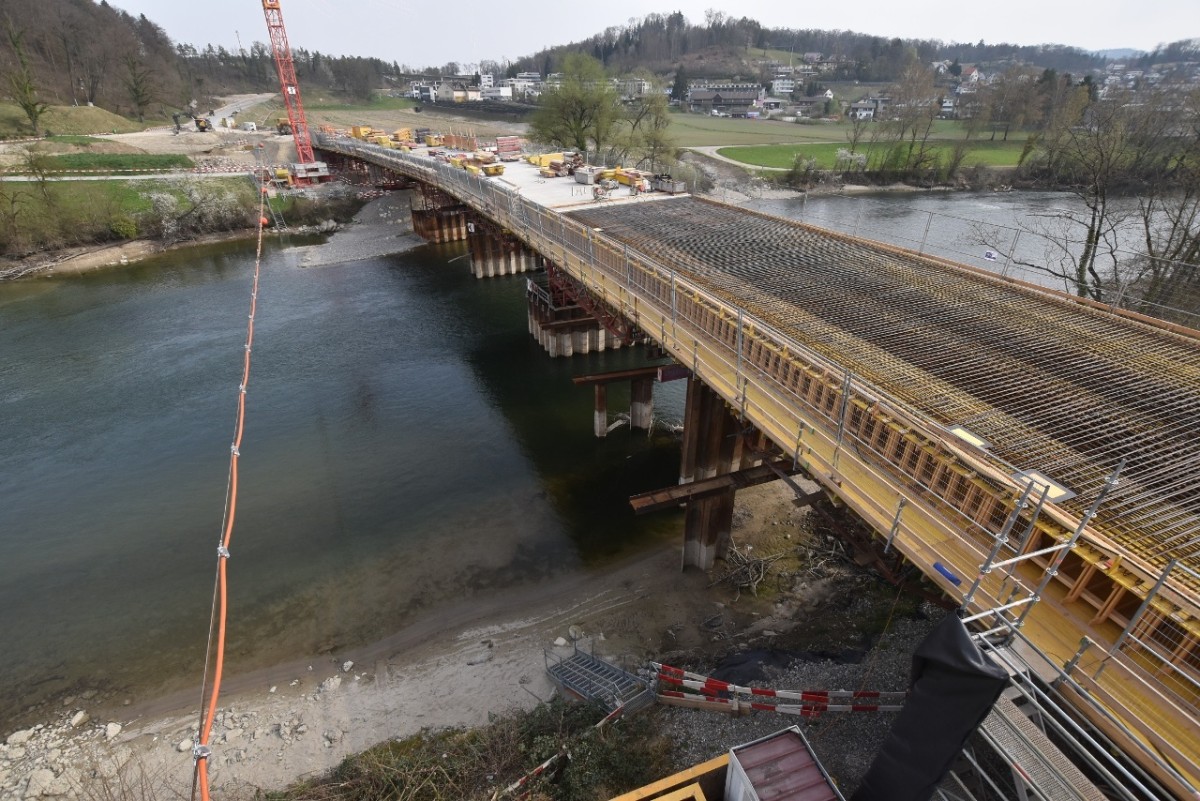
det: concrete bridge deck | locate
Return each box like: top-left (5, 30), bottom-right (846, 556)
top-left (314, 135), bottom-right (1200, 798)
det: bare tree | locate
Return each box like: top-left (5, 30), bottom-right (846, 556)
top-left (3, 18), bottom-right (49, 135)
top-left (845, 113), bottom-right (870, 153)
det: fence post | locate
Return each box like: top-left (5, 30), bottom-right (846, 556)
top-left (918, 211), bottom-right (934, 254)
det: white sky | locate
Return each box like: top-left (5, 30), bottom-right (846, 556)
top-left (113, 0), bottom-right (1195, 68)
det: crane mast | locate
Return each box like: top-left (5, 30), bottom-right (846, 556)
top-left (262, 0), bottom-right (315, 166)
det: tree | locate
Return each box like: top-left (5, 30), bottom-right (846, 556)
top-left (877, 62), bottom-right (940, 177)
top-left (530, 53), bottom-right (620, 159)
top-left (3, 19), bottom-right (48, 136)
top-left (122, 54), bottom-right (154, 122)
top-left (616, 90), bottom-right (675, 171)
top-left (670, 64), bottom-right (687, 101)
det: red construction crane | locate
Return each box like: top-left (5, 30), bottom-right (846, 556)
top-left (261, 0), bottom-right (317, 170)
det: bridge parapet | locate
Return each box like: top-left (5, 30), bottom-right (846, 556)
top-left (315, 134), bottom-right (1199, 796)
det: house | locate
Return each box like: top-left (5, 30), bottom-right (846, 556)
top-left (616, 77), bottom-right (652, 99)
top-left (687, 88), bottom-right (762, 116)
top-left (450, 85), bottom-right (481, 103)
top-left (413, 84), bottom-right (438, 103)
top-left (479, 73), bottom-right (494, 89)
top-left (794, 97), bottom-right (821, 117)
top-left (848, 100), bottom-right (876, 120)
top-left (771, 76), bottom-right (796, 96)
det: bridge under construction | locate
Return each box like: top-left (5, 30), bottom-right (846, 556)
top-left (314, 134), bottom-right (1200, 800)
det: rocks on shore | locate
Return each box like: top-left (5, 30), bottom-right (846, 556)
top-left (1, 711), bottom-right (131, 799)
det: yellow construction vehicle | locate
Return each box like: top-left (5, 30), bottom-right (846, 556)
top-left (194, 117), bottom-right (212, 132)
top-left (277, 117), bottom-right (292, 135)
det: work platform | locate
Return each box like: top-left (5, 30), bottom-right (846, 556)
top-left (314, 134), bottom-right (1200, 799)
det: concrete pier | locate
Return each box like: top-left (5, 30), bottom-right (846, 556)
top-left (679, 378), bottom-right (762, 570)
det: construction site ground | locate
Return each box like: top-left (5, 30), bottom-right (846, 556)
top-left (0, 94), bottom-right (528, 173)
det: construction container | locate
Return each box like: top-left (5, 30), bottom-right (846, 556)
top-left (481, 163), bottom-right (505, 177)
top-left (575, 166), bottom-right (599, 185)
top-left (425, 134), bottom-right (444, 147)
top-left (653, 175), bottom-right (687, 194)
top-left (350, 126), bottom-right (373, 139)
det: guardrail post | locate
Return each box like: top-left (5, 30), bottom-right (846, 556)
top-left (1017, 460), bottom-right (1123, 628)
top-left (1096, 558), bottom-right (1176, 679)
top-left (884, 497), bottom-right (907, 553)
top-left (962, 482), bottom-right (1034, 609)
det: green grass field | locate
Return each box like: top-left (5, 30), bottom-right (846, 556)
top-left (669, 112), bottom-right (973, 148)
top-left (33, 153), bottom-right (195, 173)
top-left (713, 132), bottom-right (1028, 169)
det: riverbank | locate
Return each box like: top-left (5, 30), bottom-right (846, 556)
top-left (0, 476), bottom-right (931, 799)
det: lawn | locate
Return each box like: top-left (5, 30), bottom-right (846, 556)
top-left (716, 137), bottom-right (1028, 170)
top-left (34, 153), bottom-right (194, 173)
top-left (669, 112), bottom-right (971, 149)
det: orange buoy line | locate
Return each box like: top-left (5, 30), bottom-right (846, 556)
top-left (191, 184), bottom-right (272, 801)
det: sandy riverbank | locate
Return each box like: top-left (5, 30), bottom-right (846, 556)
top-left (0, 477), bottom-right (906, 799)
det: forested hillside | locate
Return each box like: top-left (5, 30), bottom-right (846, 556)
top-left (0, 0), bottom-right (396, 130)
top-left (505, 12), bottom-right (1114, 82)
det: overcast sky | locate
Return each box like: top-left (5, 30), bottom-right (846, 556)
top-left (112, 0), bottom-right (1195, 68)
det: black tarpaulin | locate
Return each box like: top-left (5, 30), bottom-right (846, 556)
top-left (852, 614), bottom-right (1008, 801)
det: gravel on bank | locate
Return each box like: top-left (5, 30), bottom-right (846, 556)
top-left (654, 606), bottom-right (947, 796)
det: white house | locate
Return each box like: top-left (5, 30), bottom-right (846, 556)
top-left (480, 73), bottom-right (494, 89)
top-left (771, 77), bottom-right (795, 96)
top-left (481, 86), bottom-right (512, 101)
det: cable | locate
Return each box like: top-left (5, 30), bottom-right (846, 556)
top-left (191, 181), bottom-right (271, 801)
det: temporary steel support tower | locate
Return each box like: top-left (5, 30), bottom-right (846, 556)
top-left (261, 0), bottom-right (315, 167)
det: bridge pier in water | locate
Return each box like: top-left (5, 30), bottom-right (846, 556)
top-left (465, 214), bottom-right (540, 278)
top-left (525, 263), bottom-right (630, 358)
top-left (410, 183), bottom-right (469, 243)
top-left (679, 378), bottom-right (764, 570)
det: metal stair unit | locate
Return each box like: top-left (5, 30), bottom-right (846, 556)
top-left (545, 645), bottom-right (653, 716)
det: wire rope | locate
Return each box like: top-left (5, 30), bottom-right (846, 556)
top-left (191, 179), bottom-right (271, 801)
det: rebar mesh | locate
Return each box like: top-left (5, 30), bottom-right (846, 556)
top-left (569, 197), bottom-right (1200, 577)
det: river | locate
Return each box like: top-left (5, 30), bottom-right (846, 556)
top-left (749, 188), bottom-right (1101, 292)
top-left (0, 187), bottom-right (1138, 731)
top-left (0, 234), bottom-right (685, 728)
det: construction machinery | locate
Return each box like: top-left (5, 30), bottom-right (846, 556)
top-left (194, 116), bottom-right (212, 132)
top-left (261, 0), bottom-right (327, 184)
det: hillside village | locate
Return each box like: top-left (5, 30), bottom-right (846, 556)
top-left (404, 46), bottom-right (1200, 125)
